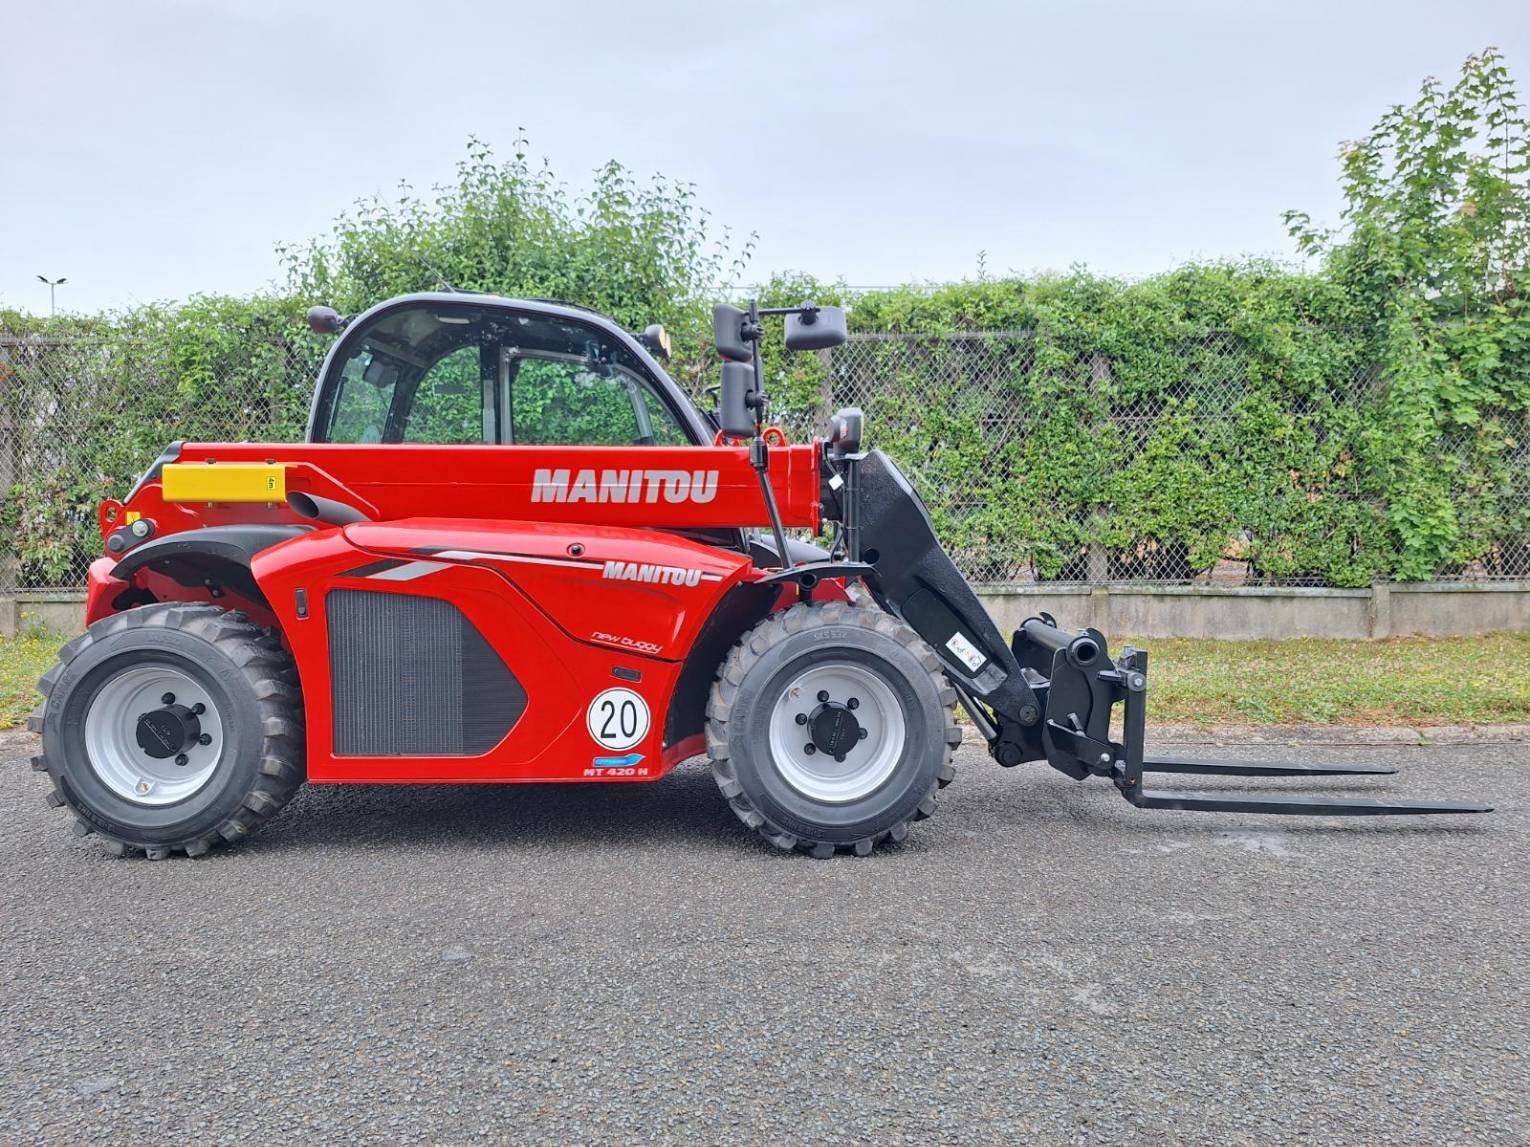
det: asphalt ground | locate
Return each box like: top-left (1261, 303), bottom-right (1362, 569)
top-left (0, 729), bottom-right (1523, 1144)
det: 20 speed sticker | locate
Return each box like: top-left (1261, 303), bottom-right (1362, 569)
top-left (587, 688), bottom-right (650, 751)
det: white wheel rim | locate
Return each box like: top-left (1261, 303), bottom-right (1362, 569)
top-left (82, 665), bottom-right (225, 806)
top-left (767, 660), bottom-right (907, 803)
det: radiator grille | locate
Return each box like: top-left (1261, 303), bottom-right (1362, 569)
top-left (327, 589), bottom-right (526, 756)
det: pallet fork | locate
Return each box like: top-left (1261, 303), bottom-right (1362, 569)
top-left (1014, 615), bottom-right (1493, 817)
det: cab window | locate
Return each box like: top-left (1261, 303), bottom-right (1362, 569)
top-left (508, 353), bottom-right (688, 446)
top-left (318, 303), bottom-right (690, 447)
top-left (400, 345), bottom-right (488, 444)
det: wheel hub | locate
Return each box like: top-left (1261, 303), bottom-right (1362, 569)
top-left (768, 661), bottom-right (906, 804)
top-left (135, 704), bottom-right (202, 759)
top-left (808, 702), bottom-right (862, 758)
top-left (84, 666), bottom-right (225, 806)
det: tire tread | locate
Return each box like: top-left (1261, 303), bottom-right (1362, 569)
top-left (704, 601), bottom-right (959, 858)
top-left (31, 602), bottom-right (305, 859)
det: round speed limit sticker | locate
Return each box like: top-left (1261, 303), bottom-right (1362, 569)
top-left (586, 688), bottom-right (650, 751)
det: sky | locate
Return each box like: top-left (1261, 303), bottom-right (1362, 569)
top-left (2, 0), bottom-right (1526, 315)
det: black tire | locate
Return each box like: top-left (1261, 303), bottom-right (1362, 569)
top-left (705, 601), bottom-right (959, 857)
top-left (29, 603), bottom-right (305, 859)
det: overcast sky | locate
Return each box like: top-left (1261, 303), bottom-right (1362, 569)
top-left (2, 0), bottom-right (1525, 314)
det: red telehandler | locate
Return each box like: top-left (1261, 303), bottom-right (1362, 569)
top-left (29, 293), bottom-right (1491, 858)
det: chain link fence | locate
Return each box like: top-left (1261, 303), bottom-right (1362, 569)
top-left (1, 327), bottom-right (1526, 594)
top-left (817, 331), bottom-right (1528, 586)
top-left (0, 332), bottom-right (319, 595)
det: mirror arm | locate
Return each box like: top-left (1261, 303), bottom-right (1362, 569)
top-left (742, 299), bottom-right (794, 571)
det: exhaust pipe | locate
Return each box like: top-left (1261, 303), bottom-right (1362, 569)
top-left (287, 491), bottom-right (371, 526)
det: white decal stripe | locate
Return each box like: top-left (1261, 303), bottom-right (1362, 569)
top-left (368, 560), bottom-right (451, 582)
top-left (431, 549), bottom-right (602, 571)
top-left (384, 549), bottom-right (730, 582)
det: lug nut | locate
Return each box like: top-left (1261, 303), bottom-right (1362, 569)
top-left (834, 753), bottom-right (845, 763)
top-left (795, 713), bottom-right (808, 725)
top-left (847, 697), bottom-right (859, 710)
top-left (858, 728), bottom-right (868, 740)
top-left (817, 690), bottom-right (830, 703)
top-left (174, 753), bottom-right (189, 767)
top-left (161, 693), bottom-right (176, 705)
top-left (198, 733), bottom-right (212, 746)
top-left (804, 743), bottom-right (817, 755)
top-left (192, 702), bottom-right (206, 715)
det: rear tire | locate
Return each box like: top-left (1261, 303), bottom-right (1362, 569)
top-left (30, 603), bottom-right (305, 859)
top-left (705, 601), bottom-right (959, 857)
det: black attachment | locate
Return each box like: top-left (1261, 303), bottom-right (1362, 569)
top-left (853, 450), bottom-right (1043, 737)
top-left (1141, 757), bottom-right (1395, 777)
top-left (1128, 790), bottom-right (1493, 816)
top-left (1008, 614), bottom-right (1493, 818)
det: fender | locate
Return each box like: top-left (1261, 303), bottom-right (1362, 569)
top-left (109, 524), bottom-right (313, 603)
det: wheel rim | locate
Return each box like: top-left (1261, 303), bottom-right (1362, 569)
top-left (82, 664), bottom-right (226, 806)
top-left (767, 660), bottom-right (907, 803)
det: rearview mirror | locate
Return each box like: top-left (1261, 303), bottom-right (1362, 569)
top-left (784, 304), bottom-right (847, 352)
top-left (713, 304), bottom-right (752, 363)
top-left (306, 305), bottom-right (344, 335)
top-left (717, 361), bottom-right (757, 437)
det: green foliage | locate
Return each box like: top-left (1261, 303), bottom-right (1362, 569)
top-left (753, 266), bottom-right (1409, 585)
top-left (280, 134), bottom-right (751, 335)
top-left (3, 64), bottom-right (1526, 591)
top-left (1285, 48), bottom-right (1530, 580)
top-left (1, 295), bottom-right (323, 587)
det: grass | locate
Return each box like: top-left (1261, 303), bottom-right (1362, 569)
top-left (1138, 632), bottom-right (1530, 727)
top-left (1, 630), bottom-right (1526, 732)
top-left (0, 630), bottom-right (62, 730)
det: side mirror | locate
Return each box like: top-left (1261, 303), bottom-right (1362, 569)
top-left (639, 323), bottom-right (671, 360)
top-left (713, 304), bottom-right (752, 363)
top-left (784, 304), bottom-right (847, 352)
top-left (717, 361), bottom-right (758, 437)
top-left (306, 305), bottom-right (344, 335)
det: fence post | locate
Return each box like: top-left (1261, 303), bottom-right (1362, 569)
top-left (0, 342), bottom-right (17, 616)
top-left (816, 347), bottom-right (834, 423)
top-left (1086, 351), bottom-right (1113, 584)
top-left (1368, 579), bottom-right (1393, 639)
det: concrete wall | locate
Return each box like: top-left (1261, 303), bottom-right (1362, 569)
top-left (974, 581), bottom-right (1530, 639)
top-left (2, 581), bottom-right (1527, 640)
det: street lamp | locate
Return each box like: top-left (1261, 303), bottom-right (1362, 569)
top-left (36, 275), bottom-right (67, 316)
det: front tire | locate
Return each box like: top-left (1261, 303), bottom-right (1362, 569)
top-left (30, 603), bottom-right (305, 859)
top-left (706, 601), bottom-right (959, 856)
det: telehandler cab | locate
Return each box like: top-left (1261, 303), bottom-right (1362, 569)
top-left (29, 292), bottom-right (1491, 859)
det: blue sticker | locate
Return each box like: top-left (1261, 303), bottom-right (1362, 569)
top-left (591, 752), bottom-right (645, 769)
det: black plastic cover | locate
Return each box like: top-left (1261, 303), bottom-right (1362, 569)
top-left (855, 450), bottom-right (1041, 737)
top-left (111, 524), bottom-right (311, 601)
top-left (712, 304), bottom-right (752, 362)
top-left (717, 361), bottom-right (757, 437)
top-left (784, 305), bottom-right (848, 351)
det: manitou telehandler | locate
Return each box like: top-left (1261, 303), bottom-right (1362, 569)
top-left (28, 292), bottom-right (1491, 858)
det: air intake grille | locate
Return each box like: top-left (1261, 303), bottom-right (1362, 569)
top-left (327, 589), bottom-right (526, 756)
